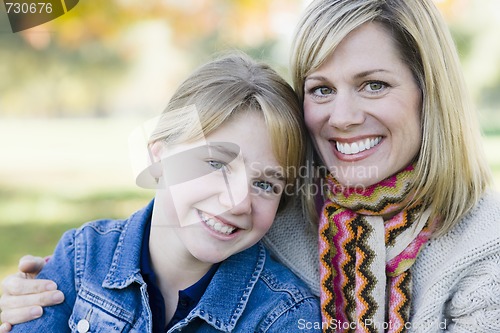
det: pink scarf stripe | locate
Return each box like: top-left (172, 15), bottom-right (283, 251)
top-left (332, 210), bottom-right (357, 327)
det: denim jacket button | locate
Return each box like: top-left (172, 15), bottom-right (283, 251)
top-left (77, 319), bottom-right (90, 333)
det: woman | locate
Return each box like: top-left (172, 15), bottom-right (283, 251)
top-left (2, 1), bottom-right (500, 332)
top-left (264, 1), bottom-right (500, 332)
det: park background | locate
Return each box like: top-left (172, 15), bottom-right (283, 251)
top-left (1, 0), bottom-right (499, 300)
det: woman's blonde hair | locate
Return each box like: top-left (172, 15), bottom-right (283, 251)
top-left (291, 0), bottom-right (492, 234)
top-left (149, 52), bottom-right (305, 208)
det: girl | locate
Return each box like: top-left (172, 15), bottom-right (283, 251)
top-left (5, 53), bottom-right (321, 332)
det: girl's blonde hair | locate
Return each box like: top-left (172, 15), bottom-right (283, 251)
top-left (149, 52), bottom-right (305, 208)
top-left (292, 0), bottom-right (492, 234)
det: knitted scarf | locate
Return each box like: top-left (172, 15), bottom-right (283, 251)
top-left (319, 165), bottom-right (436, 333)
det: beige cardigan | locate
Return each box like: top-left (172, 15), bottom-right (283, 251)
top-left (263, 192), bottom-right (500, 332)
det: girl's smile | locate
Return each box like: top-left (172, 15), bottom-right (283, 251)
top-left (151, 110), bottom-right (285, 265)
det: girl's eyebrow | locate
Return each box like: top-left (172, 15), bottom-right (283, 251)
top-left (206, 143), bottom-right (240, 160)
top-left (265, 168), bottom-right (285, 181)
top-left (208, 142), bottom-right (285, 181)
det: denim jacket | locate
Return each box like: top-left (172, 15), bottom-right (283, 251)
top-left (11, 201), bottom-right (321, 333)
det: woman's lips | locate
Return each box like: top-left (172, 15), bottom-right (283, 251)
top-left (335, 136), bottom-right (382, 155)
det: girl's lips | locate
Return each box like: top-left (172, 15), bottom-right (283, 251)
top-left (198, 211), bottom-right (240, 237)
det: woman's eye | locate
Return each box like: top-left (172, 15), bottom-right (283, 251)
top-left (312, 86), bottom-right (334, 97)
top-left (365, 81), bottom-right (387, 92)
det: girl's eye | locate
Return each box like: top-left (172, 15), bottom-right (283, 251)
top-left (208, 160), bottom-right (227, 171)
top-left (253, 181), bottom-right (275, 193)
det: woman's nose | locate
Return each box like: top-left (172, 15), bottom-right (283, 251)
top-left (327, 92), bottom-right (365, 131)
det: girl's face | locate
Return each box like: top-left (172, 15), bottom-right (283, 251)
top-left (303, 22), bottom-right (422, 188)
top-left (153, 110), bottom-right (285, 265)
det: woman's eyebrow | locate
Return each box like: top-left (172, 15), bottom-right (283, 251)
top-left (305, 75), bottom-right (328, 83)
top-left (353, 68), bottom-right (390, 79)
top-left (305, 69), bottom-right (390, 83)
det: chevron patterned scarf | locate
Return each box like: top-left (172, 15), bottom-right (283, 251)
top-left (319, 165), bottom-right (436, 333)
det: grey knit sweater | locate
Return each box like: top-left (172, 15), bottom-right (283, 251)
top-left (263, 191), bottom-right (500, 332)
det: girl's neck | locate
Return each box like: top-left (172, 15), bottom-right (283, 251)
top-left (149, 201), bottom-right (213, 289)
top-left (148, 227), bottom-right (213, 324)
top-left (148, 230), bottom-right (212, 290)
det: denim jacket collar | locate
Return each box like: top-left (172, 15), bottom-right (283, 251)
top-left (179, 243), bottom-right (266, 332)
top-left (102, 200), bottom-right (155, 289)
top-left (101, 199), bottom-right (268, 331)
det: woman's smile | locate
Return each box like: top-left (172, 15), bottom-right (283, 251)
top-left (304, 22), bottom-right (422, 187)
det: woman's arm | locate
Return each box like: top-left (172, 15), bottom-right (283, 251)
top-left (0, 255), bottom-right (64, 332)
top-left (446, 253), bottom-right (500, 332)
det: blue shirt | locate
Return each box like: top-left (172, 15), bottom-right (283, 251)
top-left (140, 216), bottom-right (219, 332)
top-left (11, 200), bottom-right (321, 332)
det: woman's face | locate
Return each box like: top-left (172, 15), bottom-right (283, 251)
top-left (303, 22), bottom-right (422, 188)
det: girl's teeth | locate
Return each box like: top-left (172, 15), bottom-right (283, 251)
top-left (336, 137), bottom-right (382, 155)
top-left (201, 215), bottom-right (236, 235)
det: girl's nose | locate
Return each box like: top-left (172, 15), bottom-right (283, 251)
top-left (218, 171), bottom-right (252, 215)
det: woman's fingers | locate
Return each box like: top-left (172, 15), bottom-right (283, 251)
top-left (0, 322), bottom-right (13, 333)
top-left (0, 273), bottom-right (64, 326)
top-left (1, 274), bottom-right (57, 296)
top-left (0, 255), bottom-right (55, 330)
top-left (17, 255), bottom-right (47, 277)
top-left (0, 288), bottom-right (64, 310)
top-left (0, 290), bottom-right (64, 325)
top-left (0, 305), bottom-right (43, 325)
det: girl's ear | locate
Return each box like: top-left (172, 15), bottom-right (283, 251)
top-left (135, 141), bottom-right (164, 188)
top-left (148, 141), bottom-right (164, 179)
top-left (149, 141), bottom-right (164, 162)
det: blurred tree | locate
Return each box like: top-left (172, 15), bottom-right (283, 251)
top-left (0, 0), bottom-right (300, 118)
top-left (0, 0), bottom-right (498, 128)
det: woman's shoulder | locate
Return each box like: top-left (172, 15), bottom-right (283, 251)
top-left (420, 191), bottom-right (500, 266)
top-left (450, 190), bottom-right (500, 242)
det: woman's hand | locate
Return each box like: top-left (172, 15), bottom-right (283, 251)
top-left (0, 255), bottom-right (64, 332)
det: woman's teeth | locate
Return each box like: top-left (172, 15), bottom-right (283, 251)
top-left (336, 137), bottom-right (381, 155)
top-left (202, 215), bottom-right (236, 235)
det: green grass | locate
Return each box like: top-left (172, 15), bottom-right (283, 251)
top-left (0, 186), bottom-right (151, 285)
